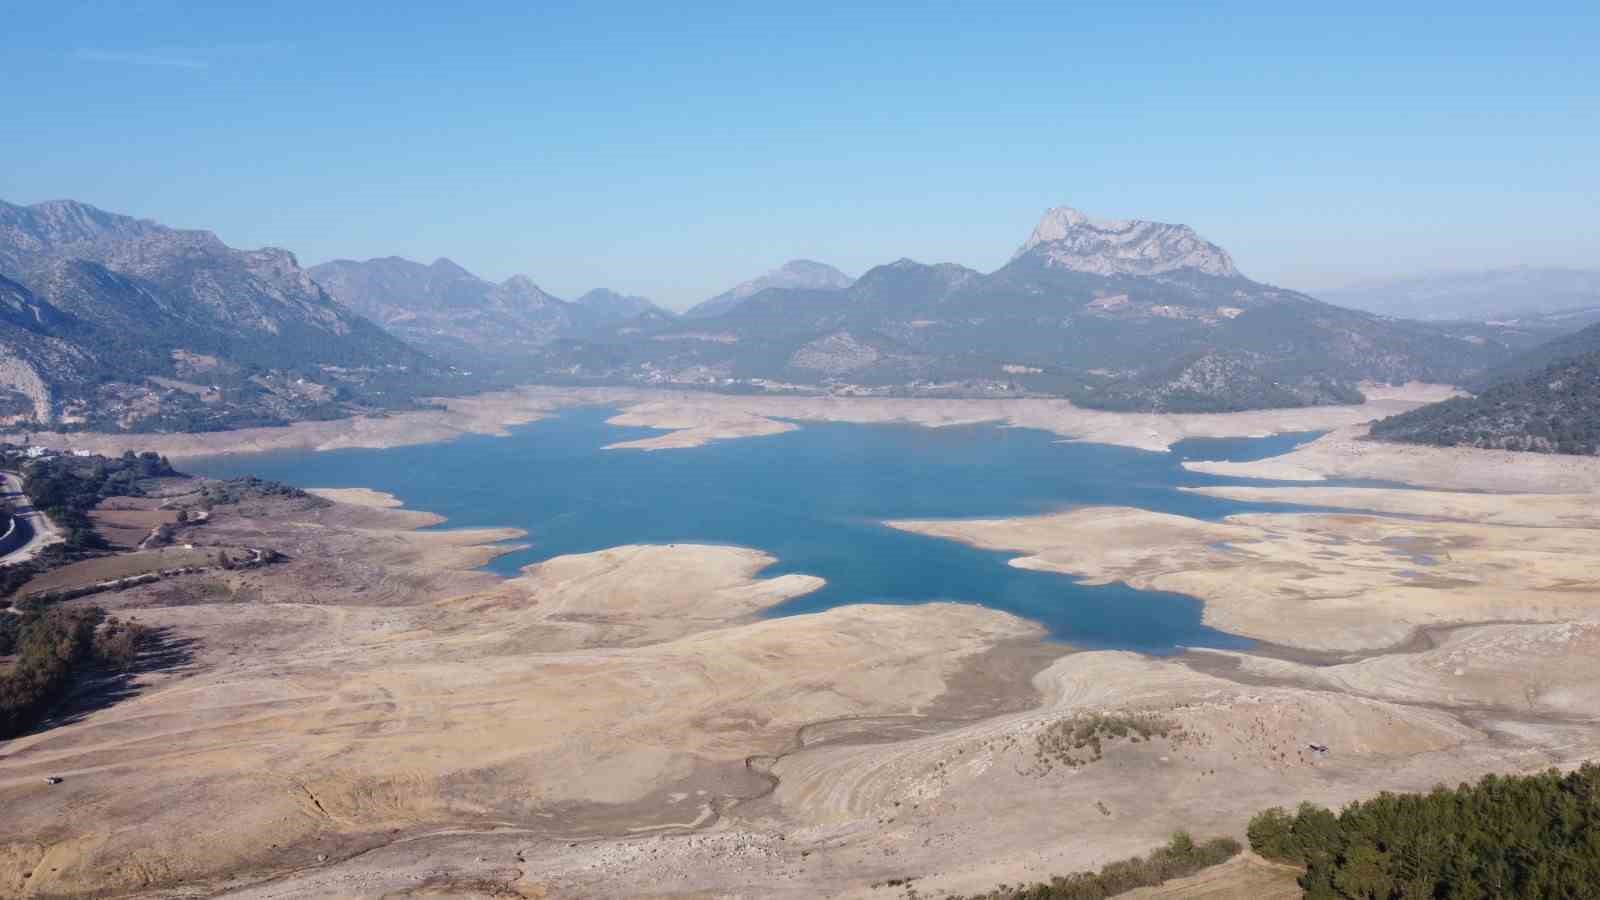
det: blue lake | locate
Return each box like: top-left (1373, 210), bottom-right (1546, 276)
top-left (186, 407), bottom-right (1329, 655)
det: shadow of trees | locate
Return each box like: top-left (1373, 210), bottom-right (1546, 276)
top-left (27, 626), bottom-right (200, 735)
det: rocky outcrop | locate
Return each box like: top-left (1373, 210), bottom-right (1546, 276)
top-left (0, 358), bottom-right (52, 423)
top-left (1013, 206), bottom-right (1241, 278)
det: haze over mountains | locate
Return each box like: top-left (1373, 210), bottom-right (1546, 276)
top-left (0, 197), bottom-right (1593, 432)
top-left (1320, 267), bottom-right (1600, 321)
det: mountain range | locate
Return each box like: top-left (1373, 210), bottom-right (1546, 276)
top-left (305, 258), bottom-right (684, 368)
top-left (0, 199), bottom-right (451, 432)
top-left (524, 207), bottom-right (1548, 411)
top-left (0, 197), bottom-right (1590, 432)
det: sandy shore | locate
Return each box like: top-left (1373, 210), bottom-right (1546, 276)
top-left (25, 381), bottom-right (1456, 459)
top-left (591, 381), bottom-right (1461, 453)
top-left (1186, 483), bottom-right (1600, 528)
top-left (890, 497), bottom-right (1600, 652)
top-left (305, 487), bottom-right (407, 509)
top-left (1183, 423), bottom-right (1600, 491)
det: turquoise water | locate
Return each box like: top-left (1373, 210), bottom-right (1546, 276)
top-left (186, 407), bottom-right (1329, 655)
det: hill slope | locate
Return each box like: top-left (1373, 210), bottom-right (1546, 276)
top-left (574, 289), bottom-right (672, 325)
top-left (308, 258), bottom-right (676, 367)
top-left (529, 207), bottom-right (1530, 411)
top-left (0, 199), bottom-right (452, 432)
top-left (308, 256), bottom-right (586, 364)
top-left (1464, 320), bottom-right (1600, 392)
top-left (1371, 322), bottom-right (1600, 454)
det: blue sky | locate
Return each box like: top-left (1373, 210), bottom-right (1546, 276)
top-left (5, 2), bottom-right (1597, 308)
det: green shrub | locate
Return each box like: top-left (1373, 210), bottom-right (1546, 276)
top-left (1031, 712), bottom-right (1183, 772)
top-left (0, 606), bottom-right (102, 738)
top-left (952, 832), bottom-right (1241, 899)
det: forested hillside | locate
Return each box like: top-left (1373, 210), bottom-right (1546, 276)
top-left (1371, 325), bottom-right (1600, 455)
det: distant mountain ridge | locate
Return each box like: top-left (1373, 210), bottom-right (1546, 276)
top-left (308, 256), bottom-right (582, 363)
top-left (1318, 267), bottom-right (1600, 321)
top-left (0, 199), bottom-right (451, 432)
top-left (308, 256), bottom-right (672, 366)
top-left (574, 288), bottom-right (673, 324)
top-left (685, 259), bottom-right (854, 318)
top-left (528, 205), bottom-right (1534, 411)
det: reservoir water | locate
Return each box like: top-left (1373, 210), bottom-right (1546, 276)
top-left (186, 407), bottom-right (1327, 655)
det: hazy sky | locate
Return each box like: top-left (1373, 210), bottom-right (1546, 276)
top-left (5, 2), bottom-right (1596, 308)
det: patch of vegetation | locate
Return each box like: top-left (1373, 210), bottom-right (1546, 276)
top-left (1, 449), bottom-right (189, 600)
top-left (11, 450), bottom-right (177, 556)
top-left (1031, 712), bottom-right (1183, 773)
top-left (1248, 764), bottom-right (1600, 898)
top-left (0, 560), bottom-right (45, 602)
top-left (0, 604), bottom-right (152, 739)
top-left (949, 832), bottom-right (1242, 899)
top-left (194, 475), bottom-right (321, 509)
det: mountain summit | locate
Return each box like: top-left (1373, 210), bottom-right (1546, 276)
top-left (1013, 206), bottom-right (1240, 279)
top-left (685, 259), bottom-right (854, 318)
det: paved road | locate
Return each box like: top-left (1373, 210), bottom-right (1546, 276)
top-left (1, 470), bottom-right (61, 566)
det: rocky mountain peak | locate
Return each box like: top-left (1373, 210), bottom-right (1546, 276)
top-left (0, 199), bottom-right (169, 271)
top-left (1014, 205), bottom-right (1240, 278)
top-left (5, 199), bottom-right (166, 243)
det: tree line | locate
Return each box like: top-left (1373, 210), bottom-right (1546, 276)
top-left (1248, 765), bottom-right (1600, 898)
top-left (949, 833), bottom-right (1242, 899)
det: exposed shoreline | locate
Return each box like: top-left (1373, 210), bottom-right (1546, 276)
top-left (890, 474), bottom-right (1600, 650)
top-left (22, 381), bottom-right (1459, 460)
